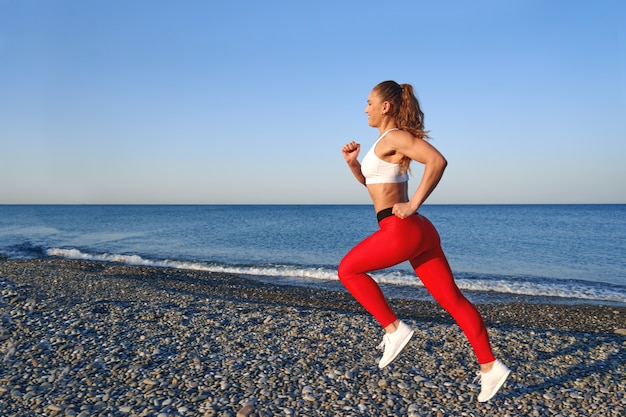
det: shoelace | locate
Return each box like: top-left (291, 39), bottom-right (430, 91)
top-left (377, 335), bottom-right (390, 351)
top-left (472, 371), bottom-right (482, 384)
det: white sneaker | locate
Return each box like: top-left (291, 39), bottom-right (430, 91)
top-left (474, 359), bottom-right (511, 402)
top-left (377, 321), bottom-right (414, 368)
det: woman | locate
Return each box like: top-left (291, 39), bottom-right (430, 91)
top-left (339, 80), bottom-right (510, 402)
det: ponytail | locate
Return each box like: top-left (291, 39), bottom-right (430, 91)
top-left (397, 83), bottom-right (429, 140)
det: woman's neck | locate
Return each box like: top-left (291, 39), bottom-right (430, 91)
top-left (377, 120), bottom-right (398, 134)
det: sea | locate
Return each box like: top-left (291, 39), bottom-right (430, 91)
top-left (1, 204), bottom-right (625, 307)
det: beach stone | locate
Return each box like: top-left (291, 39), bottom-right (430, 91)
top-left (237, 404), bottom-right (255, 417)
top-left (1, 312), bottom-right (13, 325)
top-left (35, 339), bottom-right (52, 351)
top-left (569, 391), bottom-right (584, 399)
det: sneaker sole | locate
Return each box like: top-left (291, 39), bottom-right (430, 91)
top-left (478, 368), bottom-right (511, 402)
top-left (378, 329), bottom-right (414, 369)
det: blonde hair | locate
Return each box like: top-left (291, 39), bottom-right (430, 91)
top-left (373, 80), bottom-right (430, 174)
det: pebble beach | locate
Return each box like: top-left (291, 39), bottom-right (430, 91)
top-left (1, 259), bottom-right (625, 417)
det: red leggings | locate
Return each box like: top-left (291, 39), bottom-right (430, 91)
top-left (338, 212), bottom-right (495, 364)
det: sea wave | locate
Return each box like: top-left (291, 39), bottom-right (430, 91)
top-left (45, 247), bottom-right (626, 304)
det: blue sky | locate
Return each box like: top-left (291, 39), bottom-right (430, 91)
top-left (1, 0), bottom-right (624, 204)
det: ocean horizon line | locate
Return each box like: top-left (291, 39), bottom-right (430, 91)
top-left (1, 203), bottom-right (625, 207)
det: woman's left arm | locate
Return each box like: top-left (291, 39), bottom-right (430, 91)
top-left (390, 132), bottom-right (447, 217)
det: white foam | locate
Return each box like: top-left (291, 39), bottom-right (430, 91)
top-left (46, 248), bottom-right (626, 304)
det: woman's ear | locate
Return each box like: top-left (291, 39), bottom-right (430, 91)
top-left (382, 101), bottom-right (391, 115)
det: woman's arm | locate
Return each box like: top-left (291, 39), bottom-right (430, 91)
top-left (388, 132), bottom-right (447, 217)
top-left (342, 141), bottom-right (367, 186)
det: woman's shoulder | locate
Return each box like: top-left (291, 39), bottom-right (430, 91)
top-left (385, 128), bottom-right (421, 144)
top-left (384, 128), bottom-right (438, 159)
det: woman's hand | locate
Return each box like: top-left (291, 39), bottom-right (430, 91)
top-left (392, 202), bottom-right (418, 219)
top-left (342, 141), bottom-right (360, 164)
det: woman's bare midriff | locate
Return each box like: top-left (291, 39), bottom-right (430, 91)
top-left (367, 182), bottom-right (409, 214)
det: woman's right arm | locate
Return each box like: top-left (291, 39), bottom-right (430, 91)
top-left (342, 141), bottom-right (366, 186)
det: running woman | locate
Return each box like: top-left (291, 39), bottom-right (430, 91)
top-left (339, 80), bottom-right (510, 402)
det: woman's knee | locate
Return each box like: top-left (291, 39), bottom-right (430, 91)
top-left (337, 257), bottom-right (354, 283)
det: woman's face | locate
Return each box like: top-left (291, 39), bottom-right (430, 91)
top-left (364, 91), bottom-right (386, 127)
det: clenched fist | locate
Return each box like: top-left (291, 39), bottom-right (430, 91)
top-left (342, 141), bottom-right (361, 164)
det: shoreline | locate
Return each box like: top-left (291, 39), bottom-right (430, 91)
top-left (2, 259), bottom-right (623, 333)
top-left (1, 259), bottom-right (625, 416)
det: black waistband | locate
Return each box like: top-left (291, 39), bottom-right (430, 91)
top-left (377, 207), bottom-right (419, 222)
top-left (377, 207), bottom-right (394, 222)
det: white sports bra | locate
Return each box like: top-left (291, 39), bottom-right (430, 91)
top-left (361, 129), bottom-right (409, 185)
